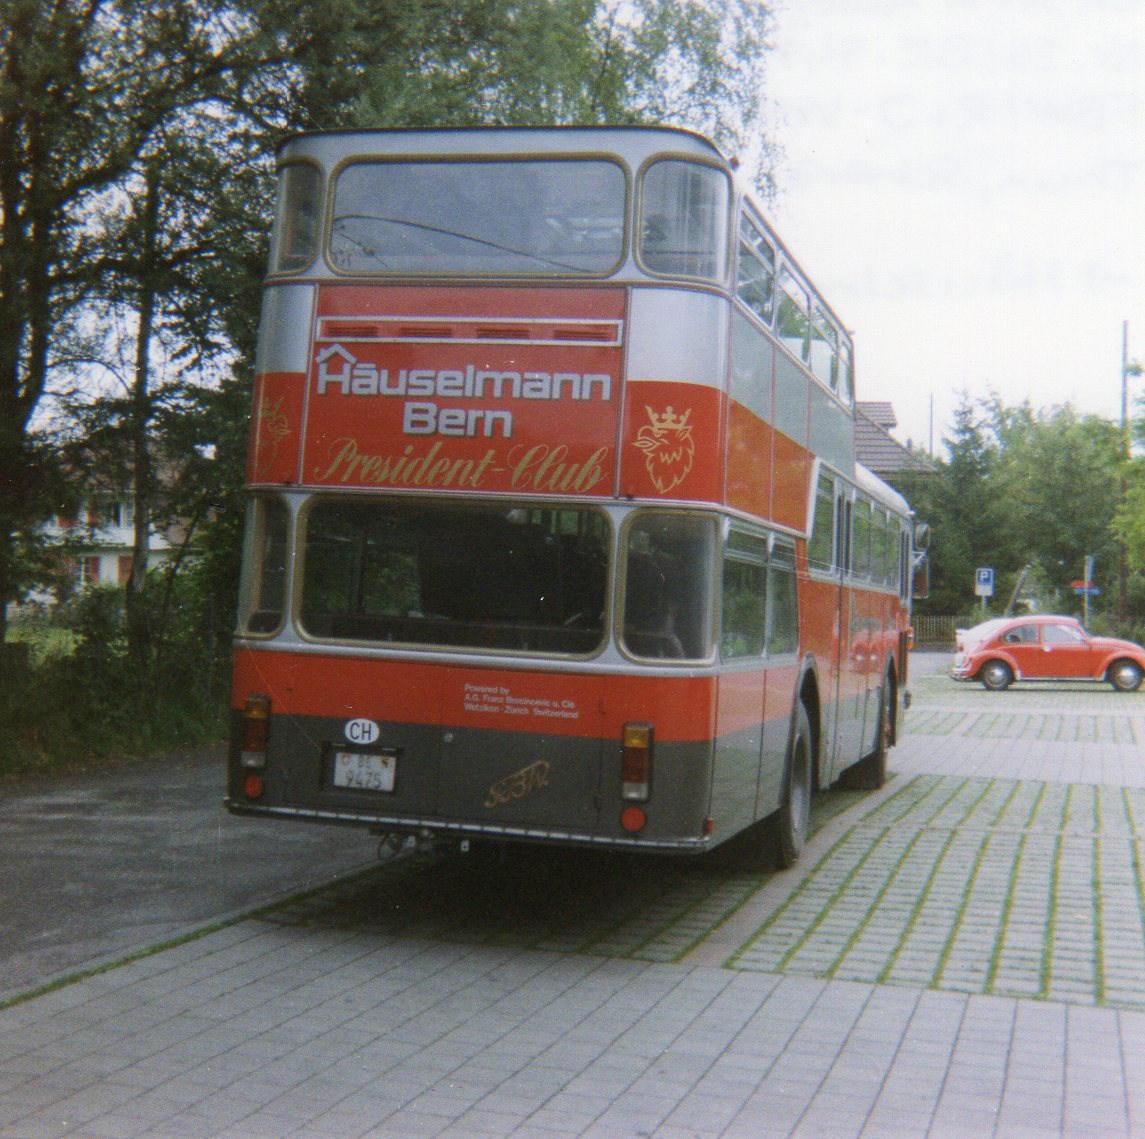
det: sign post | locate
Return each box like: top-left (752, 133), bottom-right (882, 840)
top-left (975, 567), bottom-right (994, 612)
top-left (1073, 556), bottom-right (1098, 625)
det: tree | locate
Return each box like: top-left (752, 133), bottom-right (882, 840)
top-left (986, 400), bottom-right (1121, 608)
top-left (0, 0), bottom-right (297, 642)
top-left (915, 393), bottom-right (1125, 620)
top-left (60, 113), bottom-right (274, 666)
top-left (284, 0), bottom-right (776, 181)
top-left (3, 0), bottom-right (778, 652)
top-left (913, 394), bottom-right (1005, 614)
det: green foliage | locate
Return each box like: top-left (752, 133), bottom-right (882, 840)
top-left (899, 395), bottom-right (1002, 615)
top-left (1113, 456), bottom-right (1145, 565)
top-left (280, 0), bottom-right (776, 184)
top-left (912, 392), bottom-right (1130, 624)
top-left (3, 0), bottom-right (779, 765)
top-left (0, 0), bottom-right (291, 632)
top-left (0, 580), bottom-right (227, 778)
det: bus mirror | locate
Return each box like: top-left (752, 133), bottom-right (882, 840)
top-left (912, 556), bottom-right (930, 601)
top-left (913, 521), bottom-right (930, 550)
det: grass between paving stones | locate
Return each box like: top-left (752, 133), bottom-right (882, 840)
top-left (1093, 836), bottom-right (1105, 1004)
top-left (726, 774), bottom-right (1145, 1013)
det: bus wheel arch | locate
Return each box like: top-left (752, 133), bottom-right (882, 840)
top-left (883, 663), bottom-right (899, 747)
top-left (798, 666), bottom-right (823, 792)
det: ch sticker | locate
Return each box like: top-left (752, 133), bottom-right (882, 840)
top-left (345, 718), bottom-right (380, 744)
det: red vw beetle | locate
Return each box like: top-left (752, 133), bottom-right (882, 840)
top-left (952, 615), bottom-right (1145, 692)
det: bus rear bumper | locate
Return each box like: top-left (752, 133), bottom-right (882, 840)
top-left (225, 798), bottom-right (716, 855)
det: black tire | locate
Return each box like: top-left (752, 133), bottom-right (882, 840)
top-left (979, 660), bottom-right (1013, 691)
top-left (773, 704), bottom-right (813, 869)
top-left (1109, 660), bottom-right (1144, 693)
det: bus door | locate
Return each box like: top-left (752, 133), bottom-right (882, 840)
top-left (716, 531), bottom-right (771, 840)
top-left (832, 496), bottom-right (870, 775)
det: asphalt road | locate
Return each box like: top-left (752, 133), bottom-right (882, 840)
top-left (0, 746), bottom-right (374, 1001)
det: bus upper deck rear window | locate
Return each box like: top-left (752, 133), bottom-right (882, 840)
top-left (638, 159), bottom-right (730, 282)
top-left (329, 159), bottom-right (626, 277)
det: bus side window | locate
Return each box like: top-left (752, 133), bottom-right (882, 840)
top-left (808, 473), bottom-right (835, 571)
top-left (736, 214), bottom-right (775, 325)
top-left (270, 164), bottom-right (322, 274)
top-left (721, 531), bottom-right (767, 659)
top-left (767, 541), bottom-right (799, 656)
top-left (809, 308), bottom-right (838, 390)
top-left (239, 497), bottom-right (289, 634)
top-left (853, 499), bottom-right (872, 581)
top-left (777, 268), bottom-right (810, 363)
top-left (872, 509), bottom-right (891, 585)
top-left (837, 341), bottom-right (854, 406)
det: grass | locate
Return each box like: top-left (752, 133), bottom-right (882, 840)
top-left (1, 614), bottom-right (227, 781)
top-left (5, 621), bottom-right (77, 665)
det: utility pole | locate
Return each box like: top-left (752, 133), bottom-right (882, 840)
top-left (1118, 322), bottom-right (1131, 623)
top-left (1119, 322), bottom-right (1144, 624)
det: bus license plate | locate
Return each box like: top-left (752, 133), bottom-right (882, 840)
top-left (332, 751), bottom-right (395, 792)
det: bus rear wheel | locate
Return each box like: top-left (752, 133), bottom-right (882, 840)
top-left (773, 704), bottom-right (813, 869)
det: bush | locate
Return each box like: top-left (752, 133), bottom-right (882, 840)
top-left (0, 579), bottom-right (230, 779)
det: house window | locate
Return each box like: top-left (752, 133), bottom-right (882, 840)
top-left (86, 496), bottom-right (134, 528)
top-left (80, 556), bottom-right (102, 586)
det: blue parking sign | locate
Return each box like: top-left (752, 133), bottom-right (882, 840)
top-left (975, 567), bottom-right (994, 597)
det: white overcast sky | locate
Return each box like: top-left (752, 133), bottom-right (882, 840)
top-left (762, 0), bottom-right (1145, 454)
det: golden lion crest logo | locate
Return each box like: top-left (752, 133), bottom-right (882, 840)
top-left (634, 405), bottom-right (695, 494)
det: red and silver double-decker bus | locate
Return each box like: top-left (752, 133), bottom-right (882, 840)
top-left (227, 126), bottom-right (922, 866)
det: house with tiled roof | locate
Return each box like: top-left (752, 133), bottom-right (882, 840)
top-left (855, 402), bottom-right (935, 483)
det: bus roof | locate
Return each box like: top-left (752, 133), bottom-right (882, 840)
top-left (276, 124), bottom-right (726, 166)
top-left (854, 462), bottom-right (912, 517)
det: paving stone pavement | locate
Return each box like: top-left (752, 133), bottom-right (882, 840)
top-left (3, 654), bottom-right (1145, 1138)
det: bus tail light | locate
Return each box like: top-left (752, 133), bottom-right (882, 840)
top-left (241, 694), bottom-right (271, 770)
top-left (620, 805), bottom-right (646, 833)
top-left (621, 722), bottom-right (652, 802)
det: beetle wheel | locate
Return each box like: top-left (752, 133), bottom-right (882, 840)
top-left (979, 660), bottom-right (1013, 691)
top-left (1109, 660), bottom-right (1143, 693)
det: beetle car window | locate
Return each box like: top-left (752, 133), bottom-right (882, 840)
top-left (1043, 623), bottom-right (1086, 645)
top-left (1001, 625), bottom-right (1038, 645)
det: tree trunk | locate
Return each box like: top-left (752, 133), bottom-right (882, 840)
top-left (125, 165), bottom-right (161, 672)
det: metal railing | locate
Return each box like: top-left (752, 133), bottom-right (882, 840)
top-left (912, 615), bottom-right (978, 649)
